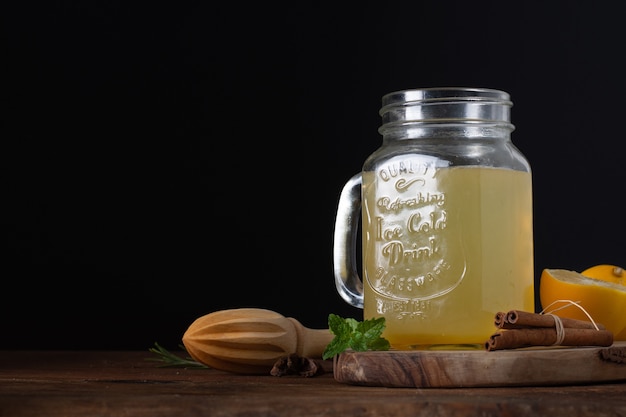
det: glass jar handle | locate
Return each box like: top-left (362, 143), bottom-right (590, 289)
top-left (333, 173), bottom-right (364, 309)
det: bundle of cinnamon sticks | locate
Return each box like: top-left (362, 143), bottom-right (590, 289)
top-left (485, 310), bottom-right (613, 351)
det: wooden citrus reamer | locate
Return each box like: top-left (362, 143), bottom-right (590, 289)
top-left (182, 308), bottom-right (334, 374)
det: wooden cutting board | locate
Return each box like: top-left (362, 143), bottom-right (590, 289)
top-left (333, 342), bottom-right (626, 388)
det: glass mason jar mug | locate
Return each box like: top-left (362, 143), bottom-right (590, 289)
top-left (333, 87), bottom-right (535, 349)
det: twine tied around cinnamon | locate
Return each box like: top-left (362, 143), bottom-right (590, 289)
top-left (541, 299), bottom-right (602, 331)
top-left (549, 314), bottom-right (565, 346)
top-left (541, 299), bottom-right (602, 345)
top-left (485, 300), bottom-right (613, 351)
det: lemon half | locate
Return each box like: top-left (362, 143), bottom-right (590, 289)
top-left (539, 268), bottom-right (626, 339)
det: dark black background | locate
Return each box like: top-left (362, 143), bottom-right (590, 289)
top-left (2, 1), bottom-right (625, 350)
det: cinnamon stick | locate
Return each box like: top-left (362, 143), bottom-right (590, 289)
top-left (495, 310), bottom-right (606, 330)
top-left (494, 311), bottom-right (506, 328)
top-left (485, 328), bottom-right (613, 351)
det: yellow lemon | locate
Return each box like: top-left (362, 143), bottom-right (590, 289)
top-left (539, 268), bottom-right (626, 339)
top-left (581, 264), bottom-right (626, 339)
top-left (582, 264), bottom-right (625, 285)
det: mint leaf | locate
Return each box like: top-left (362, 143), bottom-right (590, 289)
top-left (367, 336), bottom-right (391, 351)
top-left (357, 316), bottom-right (386, 339)
top-left (322, 314), bottom-right (390, 360)
top-left (328, 313), bottom-right (352, 335)
top-left (322, 336), bottom-right (349, 359)
top-left (323, 314), bottom-right (352, 359)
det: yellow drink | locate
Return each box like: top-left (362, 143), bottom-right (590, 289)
top-left (362, 165), bottom-right (534, 348)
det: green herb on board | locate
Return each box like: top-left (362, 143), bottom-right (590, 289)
top-left (322, 314), bottom-right (391, 360)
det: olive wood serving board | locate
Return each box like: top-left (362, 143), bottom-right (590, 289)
top-left (333, 342), bottom-right (626, 388)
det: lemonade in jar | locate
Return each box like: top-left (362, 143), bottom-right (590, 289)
top-left (334, 87), bottom-right (534, 348)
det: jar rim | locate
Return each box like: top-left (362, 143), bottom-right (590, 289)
top-left (380, 87), bottom-right (512, 115)
top-left (379, 87), bottom-right (513, 130)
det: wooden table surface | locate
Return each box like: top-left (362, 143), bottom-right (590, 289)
top-left (2, 350), bottom-right (626, 416)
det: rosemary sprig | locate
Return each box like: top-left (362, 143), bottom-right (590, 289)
top-left (146, 342), bottom-right (208, 368)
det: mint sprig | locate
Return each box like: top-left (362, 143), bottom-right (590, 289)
top-left (322, 314), bottom-right (391, 360)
